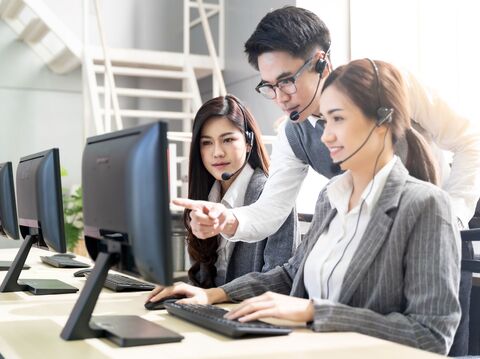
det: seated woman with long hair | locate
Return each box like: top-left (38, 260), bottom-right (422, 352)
top-left (146, 61), bottom-right (460, 354)
top-left (173, 95), bottom-right (296, 288)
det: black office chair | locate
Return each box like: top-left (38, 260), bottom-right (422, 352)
top-left (298, 213), bottom-right (313, 244)
top-left (449, 229), bottom-right (480, 357)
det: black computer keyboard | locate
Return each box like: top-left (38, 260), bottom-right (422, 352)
top-left (40, 255), bottom-right (90, 268)
top-left (164, 303), bottom-right (292, 338)
top-left (103, 273), bottom-right (155, 292)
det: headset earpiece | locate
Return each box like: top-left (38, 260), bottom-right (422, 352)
top-left (315, 58), bottom-right (327, 74)
top-left (245, 131), bottom-right (254, 147)
top-left (367, 59), bottom-right (394, 127)
top-left (314, 45), bottom-right (331, 75)
top-left (221, 95), bottom-right (255, 181)
top-left (376, 107), bottom-right (394, 126)
top-left (226, 94), bottom-right (255, 147)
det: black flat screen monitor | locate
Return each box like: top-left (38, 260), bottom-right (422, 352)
top-left (0, 149), bottom-right (77, 294)
top-left (0, 162), bottom-right (19, 240)
top-left (16, 149), bottom-right (65, 252)
top-left (0, 162), bottom-right (29, 271)
top-left (61, 121), bottom-right (181, 346)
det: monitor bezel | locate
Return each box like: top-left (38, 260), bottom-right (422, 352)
top-left (0, 162), bottom-right (19, 239)
top-left (16, 148), bottom-right (66, 253)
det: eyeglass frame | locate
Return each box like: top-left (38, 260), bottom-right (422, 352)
top-left (255, 56), bottom-right (315, 100)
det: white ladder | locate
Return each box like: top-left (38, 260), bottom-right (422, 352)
top-left (84, 0), bottom-right (226, 200)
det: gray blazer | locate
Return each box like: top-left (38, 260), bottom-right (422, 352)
top-left (193, 168), bottom-right (297, 286)
top-left (222, 160), bottom-right (461, 354)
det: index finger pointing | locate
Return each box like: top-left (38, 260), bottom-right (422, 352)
top-left (173, 198), bottom-right (208, 212)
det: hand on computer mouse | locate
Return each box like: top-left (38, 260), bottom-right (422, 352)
top-left (144, 295), bottom-right (186, 310)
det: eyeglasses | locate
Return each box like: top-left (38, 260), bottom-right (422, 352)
top-left (255, 57), bottom-right (314, 100)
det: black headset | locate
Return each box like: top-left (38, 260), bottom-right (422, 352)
top-left (314, 53), bottom-right (328, 75)
top-left (289, 44), bottom-right (331, 122)
top-left (220, 96), bottom-right (255, 181)
top-left (314, 42), bottom-right (331, 75)
top-left (366, 58), bottom-right (394, 127)
top-left (226, 95), bottom-right (254, 147)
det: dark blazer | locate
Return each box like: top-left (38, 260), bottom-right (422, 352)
top-left (222, 160), bottom-right (461, 354)
top-left (193, 168), bottom-right (297, 286)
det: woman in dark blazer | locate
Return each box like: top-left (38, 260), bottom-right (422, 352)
top-left (168, 95), bottom-right (295, 289)
top-left (147, 61), bottom-right (460, 354)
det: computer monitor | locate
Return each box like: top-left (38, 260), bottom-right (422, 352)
top-left (61, 122), bottom-right (181, 347)
top-left (0, 162), bottom-right (19, 240)
top-left (0, 162), bottom-right (30, 271)
top-left (0, 161), bottom-right (31, 271)
top-left (0, 149), bottom-right (78, 294)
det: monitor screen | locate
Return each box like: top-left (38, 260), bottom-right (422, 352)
top-left (0, 149), bottom-right (78, 294)
top-left (82, 121), bottom-right (172, 285)
top-left (0, 162), bottom-right (19, 239)
top-left (16, 149), bottom-right (66, 253)
top-left (61, 121), bottom-right (176, 346)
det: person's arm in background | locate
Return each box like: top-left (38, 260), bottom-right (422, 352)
top-left (405, 70), bottom-right (480, 226)
top-left (228, 122), bottom-right (309, 242)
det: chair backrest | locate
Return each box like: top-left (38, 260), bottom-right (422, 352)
top-left (297, 213), bottom-right (313, 249)
top-left (448, 229), bottom-right (480, 357)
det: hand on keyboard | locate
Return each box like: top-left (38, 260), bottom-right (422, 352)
top-left (224, 291), bottom-right (315, 323)
top-left (147, 281), bottom-right (208, 305)
top-left (146, 281), bottom-right (227, 307)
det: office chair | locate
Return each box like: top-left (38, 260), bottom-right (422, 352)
top-left (449, 228), bottom-right (480, 357)
top-left (297, 213), bottom-right (313, 249)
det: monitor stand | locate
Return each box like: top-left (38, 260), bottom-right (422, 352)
top-left (60, 251), bottom-right (184, 347)
top-left (0, 261), bottom-right (30, 271)
top-left (0, 235), bottom-right (78, 295)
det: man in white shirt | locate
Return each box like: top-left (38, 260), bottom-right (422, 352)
top-left (175, 6), bottom-right (480, 241)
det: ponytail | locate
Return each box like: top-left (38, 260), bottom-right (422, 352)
top-left (404, 127), bottom-right (438, 185)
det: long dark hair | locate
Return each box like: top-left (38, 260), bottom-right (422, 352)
top-left (321, 59), bottom-right (438, 185)
top-left (185, 95), bottom-right (270, 288)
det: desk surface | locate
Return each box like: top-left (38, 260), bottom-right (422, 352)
top-left (0, 244), bottom-right (442, 359)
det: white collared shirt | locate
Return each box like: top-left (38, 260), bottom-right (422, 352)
top-left (208, 164), bottom-right (255, 286)
top-left (229, 70), bottom-right (480, 243)
top-left (303, 156), bottom-right (398, 302)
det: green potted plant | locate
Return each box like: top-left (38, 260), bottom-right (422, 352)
top-left (61, 168), bottom-right (84, 253)
top-left (63, 186), bottom-right (83, 253)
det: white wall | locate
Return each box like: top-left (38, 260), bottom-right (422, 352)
top-left (349, 0), bottom-right (480, 123)
top-left (0, 22), bottom-right (83, 189)
top-left (44, 0), bottom-right (137, 48)
top-left (298, 0), bottom-right (350, 67)
top-left (0, 0), bottom-right (144, 188)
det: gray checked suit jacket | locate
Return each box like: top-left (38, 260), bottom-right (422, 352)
top-left (221, 160), bottom-right (461, 354)
top-left (192, 168), bottom-right (297, 286)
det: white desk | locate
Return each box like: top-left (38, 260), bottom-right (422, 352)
top-left (0, 245), bottom-right (443, 359)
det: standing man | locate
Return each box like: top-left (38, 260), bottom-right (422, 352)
top-left (176, 6), bottom-right (480, 240)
